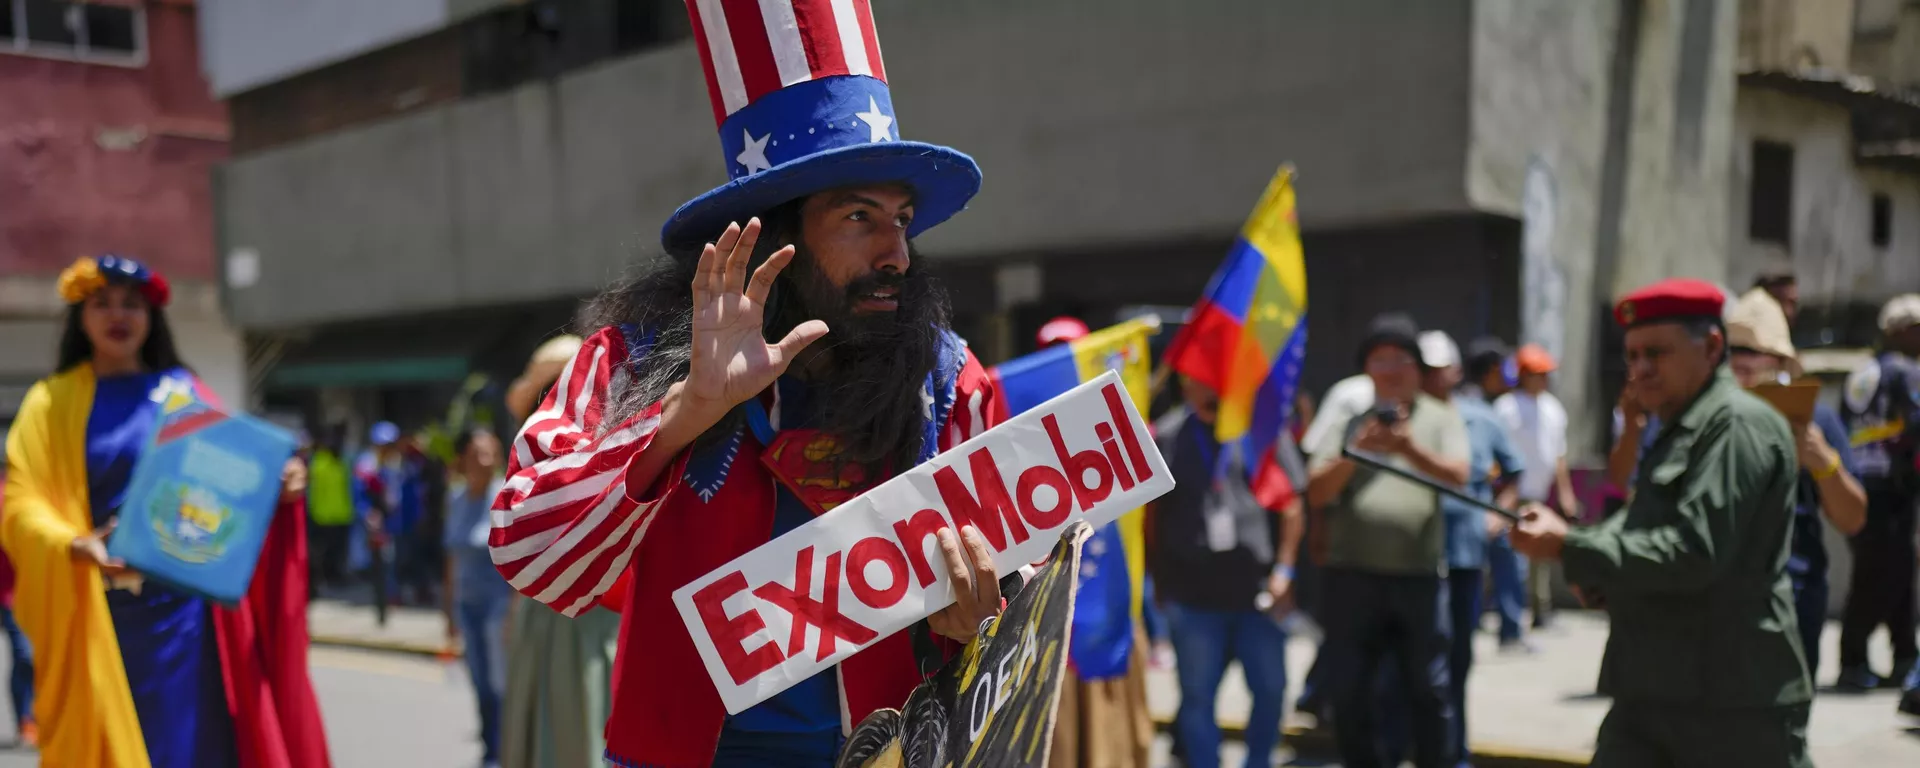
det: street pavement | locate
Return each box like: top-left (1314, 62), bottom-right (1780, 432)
top-left (1147, 611), bottom-right (1920, 766)
top-left (305, 599), bottom-right (1920, 766)
top-left (0, 600), bottom-right (1909, 766)
top-left (0, 643), bottom-right (486, 768)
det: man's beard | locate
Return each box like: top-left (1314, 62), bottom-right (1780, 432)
top-left (770, 245), bottom-right (952, 473)
top-left (583, 240), bottom-right (953, 476)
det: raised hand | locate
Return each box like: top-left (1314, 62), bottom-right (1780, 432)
top-left (684, 219), bottom-right (830, 413)
top-left (1618, 389), bottom-right (1645, 431)
top-left (1793, 421), bottom-right (1838, 473)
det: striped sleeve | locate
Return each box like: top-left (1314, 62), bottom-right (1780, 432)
top-left (489, 326), bottom-right (677, 617)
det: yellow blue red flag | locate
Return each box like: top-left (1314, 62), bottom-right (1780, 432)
top-left (988, 318), bottom-right (1156, 679)
top-left (1163, 166), bottom-right (1307, 473)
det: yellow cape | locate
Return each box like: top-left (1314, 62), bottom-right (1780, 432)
top-left (1, 365), bottom-right (151, 768)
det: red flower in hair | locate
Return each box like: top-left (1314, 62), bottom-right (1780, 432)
top-left (140, 273), bottom-right (171, 308)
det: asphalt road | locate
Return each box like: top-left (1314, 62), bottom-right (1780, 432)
top-left (0, 645), bottom-right (486, 768)
top-left (0, 643), bottom-right (1349, 767)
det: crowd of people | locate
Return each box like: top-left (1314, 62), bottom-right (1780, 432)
top-left (2, 2), bottom-right (1917, 767)
top-left (284, 337), bottom-right (622, 768)
top-left (1129, 277), bottom-right (1920, 768)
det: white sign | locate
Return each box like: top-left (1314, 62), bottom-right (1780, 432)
top-left (672, 372), bottom-right (1174, 715)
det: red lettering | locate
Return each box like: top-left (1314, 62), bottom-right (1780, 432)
top-left (935, 447), bottom-right (1029, 552)
top-left (754, 547), bottom-right (878, 662)
top-left (1102, 383), bottom-right (1153, 481)
top-left (691, 571), bottom-right (786, 685)
top-left (1045, 413), bottom-right (1114, 510)
top-left (847, 536), bottom-right (910, 609)
top-left (1017, 463), bottom-right (1073, 529)
top-left (892, 509), bottom-right (949, 588)
top-left (781, 547), bottom-right (816, 656)
top-left (1097, 422), bottom-right (1137, 490)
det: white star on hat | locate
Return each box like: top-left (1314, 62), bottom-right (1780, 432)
top-left (737, 130), bottom-right (772, 175)
top-left (855, 96), bottom-right (894, 143)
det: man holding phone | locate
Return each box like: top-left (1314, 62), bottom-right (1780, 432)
top-left (1307, 313), bottom-right (1471, 768)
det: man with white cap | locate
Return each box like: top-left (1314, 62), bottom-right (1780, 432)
top-left (1838, 294), bottom-right (1920, 695)
top-left (1417, 331), bottom-right (1523, 765)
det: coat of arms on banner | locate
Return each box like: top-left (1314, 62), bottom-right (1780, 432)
top-left (107, 386), bottom-right (298, 605)
top-left (149, 482), bottom-right (240, 564)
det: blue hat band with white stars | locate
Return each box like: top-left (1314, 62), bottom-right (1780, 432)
top-left (719, 75), bottom-right (898, 181)
top-left (662, 72), bottom-right (980, 253)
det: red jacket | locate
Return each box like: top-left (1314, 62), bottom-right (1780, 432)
top-left (489, 326), bottom-right (999, 767)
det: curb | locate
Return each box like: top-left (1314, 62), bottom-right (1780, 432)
top-left (1149, 715), bottom-right (1590, 768)
top-left (311, 634), bottom-right (455, 659)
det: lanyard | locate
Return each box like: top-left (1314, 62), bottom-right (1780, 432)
top-left (1189, 421), bottom-right (1241, 483)
top-left (1189, 421), bottom-right (1218, 475)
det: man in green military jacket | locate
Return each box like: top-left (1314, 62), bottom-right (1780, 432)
top-left (1510, 278), bottom-right (1813, 768)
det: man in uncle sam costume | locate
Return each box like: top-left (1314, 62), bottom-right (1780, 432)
top-left (486, 2), bottom-right (1012, 766)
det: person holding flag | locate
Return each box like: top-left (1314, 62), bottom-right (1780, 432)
top-left (1149, 167), bottom-right (1310, 768)
top-left (990, 316), bottom-right (1159, 767)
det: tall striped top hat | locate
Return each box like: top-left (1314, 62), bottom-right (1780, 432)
top-left (661, 0), bottom-right (982, 252)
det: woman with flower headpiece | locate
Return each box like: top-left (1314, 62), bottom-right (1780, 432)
top-left (0, 256), bottom-right (331, 768)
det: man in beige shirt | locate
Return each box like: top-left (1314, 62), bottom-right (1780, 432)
top-left (1307, 313), bottom-right (1471, 768)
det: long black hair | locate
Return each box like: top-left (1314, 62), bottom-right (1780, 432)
top-left (56, 294), bottom-right (186, 374)
top-left (579, 198), bottom-right (953, 474)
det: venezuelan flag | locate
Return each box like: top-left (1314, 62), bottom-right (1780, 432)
top-left (1164, 166), bottom-right (1308, 467)
top-left (989, 318), bottom-right (1157, 680)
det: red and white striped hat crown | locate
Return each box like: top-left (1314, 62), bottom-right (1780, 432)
top-left (663, 0), bottom-right (981, 251)
top-left (687, 0), bottom-right (888, 126)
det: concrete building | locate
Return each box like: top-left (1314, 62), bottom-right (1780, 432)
top-left (1, 0), bottom-right (246, 433)
top-left (205, 0), bottom-right (1755, 450)
top-left (1731, 0), bottom-right (1920, 346)
top-left (1723, 0), bottom-right (1920, 616)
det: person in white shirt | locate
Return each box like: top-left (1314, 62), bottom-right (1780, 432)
top-left (1493, 344), bottom-right (1578, 632)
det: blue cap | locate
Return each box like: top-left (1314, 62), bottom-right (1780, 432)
top-left (369, 421), bottom-right (400, 447)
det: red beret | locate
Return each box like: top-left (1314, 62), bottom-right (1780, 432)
top-left (1615, 278), bottom-right (1725, 328)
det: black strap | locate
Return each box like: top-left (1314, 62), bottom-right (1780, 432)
top-left (910, 619), bottom-right (941, 679)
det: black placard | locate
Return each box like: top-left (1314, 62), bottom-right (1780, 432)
top-left (836, 522), bottom-right (1088, 768)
